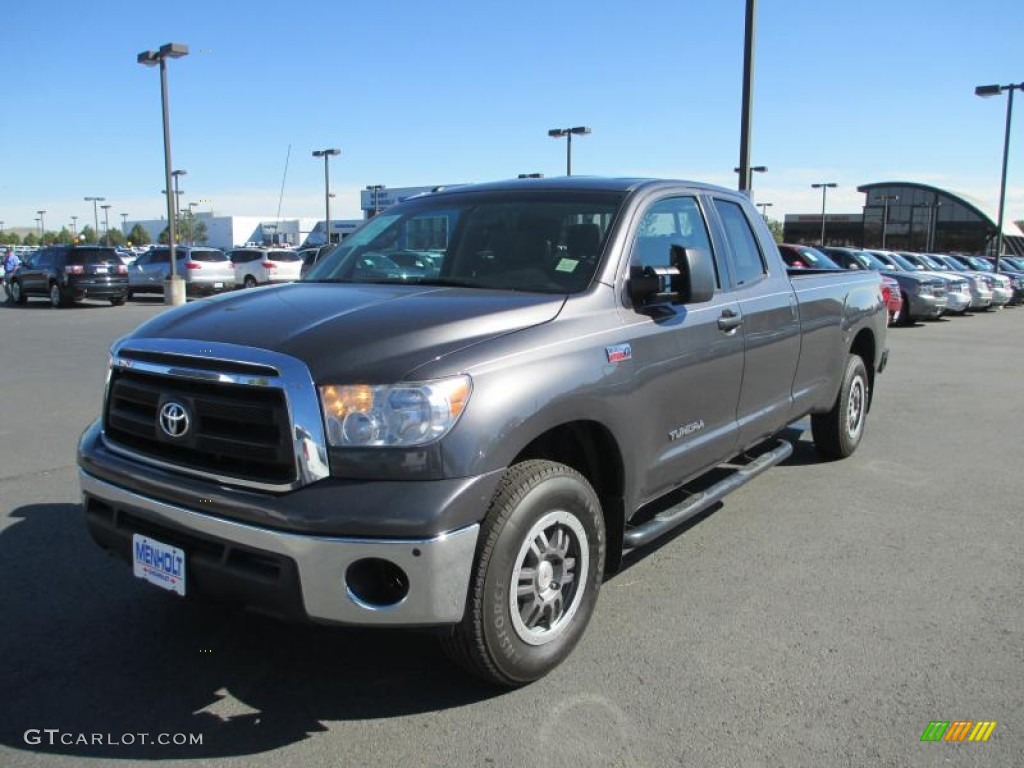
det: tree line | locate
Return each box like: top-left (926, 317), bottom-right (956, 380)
top-left (0, 217), bottom-right (207, 248)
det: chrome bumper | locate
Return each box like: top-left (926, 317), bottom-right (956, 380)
top-left (79, 470), bottom-right (479, 625)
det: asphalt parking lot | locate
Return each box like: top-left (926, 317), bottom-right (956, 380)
top-left (1, 296), bottom-right (1021, 767)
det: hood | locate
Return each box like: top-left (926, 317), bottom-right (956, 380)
top-left (129, 283), bottom-right (565, 382)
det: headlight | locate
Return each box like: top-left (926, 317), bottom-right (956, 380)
top-left (319, 376), bottom-right (471, 447)
top-left (915, 283), bottom-right (933, 295)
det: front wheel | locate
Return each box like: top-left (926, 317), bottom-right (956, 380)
top-left (109, 296), bottom-right (126, 306)
top-left (8, 280), bottom-right (26, 304)
top-left (812, 354), bottom-right (869, 460)
top-left (898, 293), bottom-right (914, 326)
top-left (441, 460), bottom-right (605, 686)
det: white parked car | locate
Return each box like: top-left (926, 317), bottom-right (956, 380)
top-left (229, 247), bottom-right (303, 288)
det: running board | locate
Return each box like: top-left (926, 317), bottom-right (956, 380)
top-left (622, 440), bottom-right (793, 549)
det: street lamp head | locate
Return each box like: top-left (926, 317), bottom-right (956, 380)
top-left (159, 43), bottom-right (189, 59)
top-left (569, 126), bottom-right (591, 135)
top-left (975, 84), bottom-right (1003, 98)
top-left (137, 50), bottom-right (160, 67)
top-left (312, 148), bottom-right (341, 157)
top-left (172, 169), bottom-right (187, 178)
top-left (84, 196), bottom-right (105, 202)
top-left (811, 183), bottom-right (837, 189)
top-left (547, 128), bottom-right (567, 138)
top-left (735, 166), bottom-right (767, 173)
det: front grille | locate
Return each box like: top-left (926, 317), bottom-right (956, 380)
top-left (104, 367), bottom-right (295, 484)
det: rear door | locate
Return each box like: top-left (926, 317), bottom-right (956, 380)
top-left (708, 197), bottom-right (801, 448)
top-left (617, 194), bottom-right (744, 504)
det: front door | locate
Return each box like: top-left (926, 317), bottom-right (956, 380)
top-left (617, 195), bottom-right (744, 506)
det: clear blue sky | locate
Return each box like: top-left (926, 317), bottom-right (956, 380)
top-left (1, 0), bottom-right (1022, 232)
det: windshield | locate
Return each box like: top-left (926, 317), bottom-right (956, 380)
top-left (68, 248), bottom-right (120, 265)
top-left (919, 255), bottom-right (947, 269)
top-left (961, 256), bottom-right (992, 272)
top-left (788, 246), bottom-right (840, 269)
top-left (305, 191), bottom-right (625, 293)
top-left (268, 250), bottom-right (301, 262)
top-left (853, 251), bottom-right (888, 270)
top-left (884, 252), bottom-right (918, 271)
top-left (187, 249), bottom-right (228, 262)
top-left (943, 255), bottom-right (969, 270)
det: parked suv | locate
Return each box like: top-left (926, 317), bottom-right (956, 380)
top-left (298, 245), bottom-right (335, 279)
top-left (128, 246), bottom-right (236, 298)
top-left (6, 245), bottom-right (128, 307)
top-left (821, 246), bottom-right (947, 324)
top-left (230, 247), bottom-right (303, 288)
top-left (868, 250), bottom-right (970, 315)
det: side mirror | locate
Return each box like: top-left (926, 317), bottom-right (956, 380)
top-left (628, 245), bottom-right (715, 306)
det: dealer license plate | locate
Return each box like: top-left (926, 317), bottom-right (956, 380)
top-left (132, 534), bottom-right (186, 596)
top-left (214, 282), bottom-right (224, 288)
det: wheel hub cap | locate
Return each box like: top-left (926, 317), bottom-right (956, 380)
top-left (509, 509), bottom-right (589, 646)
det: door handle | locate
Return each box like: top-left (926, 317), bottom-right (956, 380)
top-left (717, 309), bottom-right (743, 332)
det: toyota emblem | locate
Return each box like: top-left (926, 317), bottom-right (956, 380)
top-left (159, 401), bottom-right (191, 438)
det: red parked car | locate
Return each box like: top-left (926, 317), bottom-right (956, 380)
top-left (881, 275), bottom-right (902, 325)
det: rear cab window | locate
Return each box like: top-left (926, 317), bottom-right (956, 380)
top-left (188, 249), bottom-right (228, 262)
top-left (712, 199), bottom-right (767, 288)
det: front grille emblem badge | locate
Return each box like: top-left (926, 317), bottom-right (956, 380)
top-left (158, 401), bottom-right (191, 438)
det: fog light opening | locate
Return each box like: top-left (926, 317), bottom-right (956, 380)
top-left (345, 558), bottom-right (410, 609)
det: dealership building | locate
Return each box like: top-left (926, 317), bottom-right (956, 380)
top-left (783, 181), bottom-right (1024, 255)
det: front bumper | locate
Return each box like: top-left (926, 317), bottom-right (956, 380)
top-left (944, 292), bottom-right (971, 314)
top-left (908, 293), bottom-right (947, 319)
top-left (80, 469), bottom-right (479, 626)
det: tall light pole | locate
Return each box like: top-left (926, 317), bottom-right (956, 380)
top-left (138, 42), bottom-right (189, 305)
top-left (366, 184), bottom-right (385, 217)
top-left (101, 204), bottom-right (112, 246)
top-left (975, 82), bottom-right (1024, 273)
top-left (186, 201), bottom-right (198, 246)
top-left (171, 169), bottom-right (187, 230)
top-left (84, 197), bottom-right (105, 242)
top-left (121, 212), bottom-right (129, 231)
top-left (812, 183), bottom-right (837, 246)
top-left (737, 0), bottom-right (757, 194)
top-left (37, 210), bottom-right (46, 241)
top-left (758, 202), bottom-right (773, 218)
top-left (70, 216), bottom-right (78, 237)
top-left (926, 201), bottom-right (943, 252)
top-left (879, 194), bottom-right (899, 249)
top-left (34, 218), bottom-right (41, 239)
top-left (547, 126), bottom-right (591, 176)
top-left (312, 148), bottom-right (341, 244)
top-left (735, 165), bottom-right (766, 195)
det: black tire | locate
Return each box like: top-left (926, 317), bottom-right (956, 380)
top-left (126, 289), bottom-right (134, 300)
top-left (244, 275), bottom-right (257, 289)
top-left (8, 280), bottom-right (26, 304)
top-left (441, 460), bottom-right (606, 687)
top-left (898, 293), bottom-right (914, 326)
top-left (49, 282), bottom-right (67, 308)
top-left (812, 354), bottom-right (869, 460)
top-left (109, 296), bottom-right (126, 306)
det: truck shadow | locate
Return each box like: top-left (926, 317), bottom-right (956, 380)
top-left (0, 503), bottom-right (499, 761)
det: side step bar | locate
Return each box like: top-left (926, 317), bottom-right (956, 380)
top-left (623, 440), bottom-right (793, 549)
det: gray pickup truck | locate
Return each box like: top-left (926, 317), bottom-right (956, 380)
top-left (78, 178), bottom-right (888, 686)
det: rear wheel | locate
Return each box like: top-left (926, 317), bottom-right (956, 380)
top-left (50, 283), bottom-right (67, 308)
top-left (812, 354), bottom-right (869, 460)
top-left (244, 275), bottom-right (257, 289)
top-left (109, 296), bottom-right (125, 306)
top-left (441, 460), bottom-right (605, 686)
